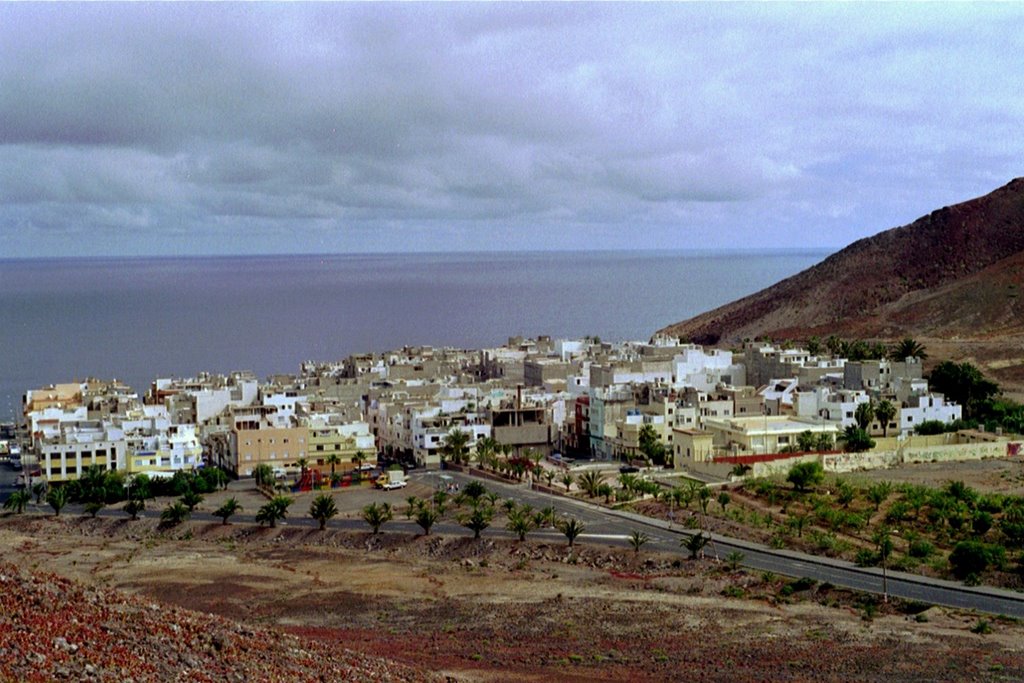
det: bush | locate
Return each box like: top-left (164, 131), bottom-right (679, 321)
top-left (787, 461), bottom-right (824, 492)
top-left (949, 540), bottom-right (1006, 579)
top-left (908, 539), bottom-right (935, 559)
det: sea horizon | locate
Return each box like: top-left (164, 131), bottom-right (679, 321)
top-left (0, 249), bottom-right (830, 421)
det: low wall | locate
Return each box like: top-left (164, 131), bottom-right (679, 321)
top-left (823, 440), bottom-right (1022, 474)
top-left (750, 453), bottom-right (819, 479)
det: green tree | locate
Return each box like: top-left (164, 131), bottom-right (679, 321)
top-left (835, 480), bottom-right (856, 508)
top-left (560, 471), bottom-right (574, 493)
top-left (806, 336), bottom-right (821, 356)
top-left (890, 338), bottom-right (927, 361)
top-left (414, 506), bottom-right (439, 535)
top-left (463, 481), bottom-right (487, 501)
top-left (874, 399), bottom-right (897, 437)
top-left (928, 361), bottom-right (999, 420)
top-left (84, 501), bottom-right (105, 518)
top-left (3, 490), bottom-right (30, 514)
top-left (717, 491), bottom-right (731, 513)
top-left (842, 425), bottom-right (875, 453)
top-left (698, 486), bottom-right (711, 514)
top-left (307, 494), bottom-right (338, 530)
top-left (459, 502), bottom-right (494, 539)
top-left (816, 432), bottom-right (835, 452)
top-left (325, 453), bottom-right (341, 482)
top-left (253, 463), bottom-right (274, 488)
top-left (256, 495), bottom-right (293, 528)
top-left (854, 401), bottom-right (875, 430)
top-left (796, 430), bottom-right (817, 453)
top-left (213, 497), bottom-right (242, 525)
top-left (725, 550), bottom-right (745, 571)
top-left (441, 427), bottom-right (471, 465)
top-left (180, 490), bottom-right (204, 512)
top-left (160, 501), bottom-right (190, 526)
top-left (576, 470), bottom-right (605, 498)
top-left (866, 482), bottom-right (892, 512)
top-left (32, 481), bottom-right (48, 504)
top-left (361, 501), bottom-right (392, 534)
top-left (506, 508), bottom-right (537, 541)
top-left (682, 532), bottom-right (710, 559)
top-left (949, 540), bottom-right (1006, 580)
top-left (786, 461), bottom-right (824, 492)
top-left (558, 517), bottom-right (586, 548)
top-left (474, 436), bottom-right (498, 469)
top-left (638, 423), bottom-right (667, 466)
top-left (124, 498), bottom-right (145, 520)
top-left (628, 529), bottom-right (650, 554)
top-left (47, 486), bottom-right (68, 516)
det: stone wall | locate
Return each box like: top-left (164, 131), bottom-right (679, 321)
top-left (823, 440), bottom-right (1021, 474)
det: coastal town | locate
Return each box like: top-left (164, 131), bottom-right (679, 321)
top-left (5, 334), bottom-right (1012, 490)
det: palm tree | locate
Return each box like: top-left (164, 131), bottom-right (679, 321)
top-left (874, 399), bottom-right (897, 437)
top-left (890, 338), bottom-right (927, 361)
top-left (441, 427), bottom-right (470, 465)
top-left (180, 490), bottom-right (204, 512)
top-left (4, 490), bottom-right (30, 514)
top-left (506, 509), bottom-right (537, 541)
top-left (854, 401), bottom-right (875, 430)
top-left (474, 436), bottom-right (498, 469)
top-left (628, 530), bottom-right (650, 554)
top-left (213, 497), bottom-right (242, 525)
top-left (717, 491), bottom-right (731, 513)
top-left (32, 481), bottom-right (47, 504)
top-left (325, 453), bottom-right (341, 483)
top-left (160, 501), bottom-right (190, 526)
top-left (124, 498), bottom-right (145, 520)
top-left (296, 457), bottom-right (309, 484)
top-left (84, 501), bottom-right (105, 518)
top-left (256, 495), bottom-right (293, 528)
top-left (47, 486), bottom-right (68, 516)
top-left (576, 470), bottom-right (604, 498)
top-left (682, 532), bottom-right (710, 559)
top-left (414, 506), bottom-right (439, 535)
top-left (404, 495), bottom-right (420, 519)
top-left (361, 501), bottom-right (392, 534)
top-left (560, 472), bottom-right (574, 493)
top-left (538, 506), bottom-right (557, 529)
top-left (558, 517), bottom-right (585, 548)
top-left (253, 463), bottom-right (274, 488)
top-left (459, 503), bottom-right (494, 539)
top-left (301, 493), bottom-right (335, 529)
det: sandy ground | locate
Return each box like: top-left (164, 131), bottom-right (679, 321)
top-left (839, 457), bottom-right (1024, 495)
top-left (3, 513), bottom-right (1024, 682)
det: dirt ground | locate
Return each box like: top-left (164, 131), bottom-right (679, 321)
top-left (4, 514), bottom-right (1024, 681)
top-left (840, 457), bottom-right (1024, 495)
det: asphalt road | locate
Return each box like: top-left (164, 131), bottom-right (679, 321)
top-left (9, 467), bottom-right (1024, 618)
top-left (433, 470), bottom-right (1024, 619)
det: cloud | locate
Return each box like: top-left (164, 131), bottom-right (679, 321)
top-left (1, 3), bottom-right (1022, 256)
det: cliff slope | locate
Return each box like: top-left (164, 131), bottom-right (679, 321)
top-left (659, 178), bottom-right (1024, 345)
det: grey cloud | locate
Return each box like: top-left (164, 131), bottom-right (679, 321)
top-left (1, 3), bottom-right (1023, 256)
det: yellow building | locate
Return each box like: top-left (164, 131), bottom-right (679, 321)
top-left (232, 424), bottom-right (309, 477)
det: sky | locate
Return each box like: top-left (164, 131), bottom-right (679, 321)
top-left (1, 2), bottom-right (1022, 257)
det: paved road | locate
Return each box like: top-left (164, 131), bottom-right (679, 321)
top-left (433, 470), bottom-right (1024, 619)
top-left (11, 468), bottom-right (1024, 618)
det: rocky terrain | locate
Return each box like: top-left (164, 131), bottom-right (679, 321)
top-left (659, 178), bottom-right (1024, 388)
top-left (0, 555), bottom-right (433, 683)
top-left (3, 514), bottom-right (1024, 681)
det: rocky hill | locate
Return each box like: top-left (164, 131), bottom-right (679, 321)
top-left (659, 178), bottom-right (1024, 345)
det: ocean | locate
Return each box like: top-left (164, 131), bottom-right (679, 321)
top-left (0, 250), bottom-right (829, 421)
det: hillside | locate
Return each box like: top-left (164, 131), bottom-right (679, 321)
top-left (659, 178), bottom-right (1024, 345)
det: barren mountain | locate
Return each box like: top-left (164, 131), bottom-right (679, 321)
top-left (660, 178), bottom-right (1024, 354)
